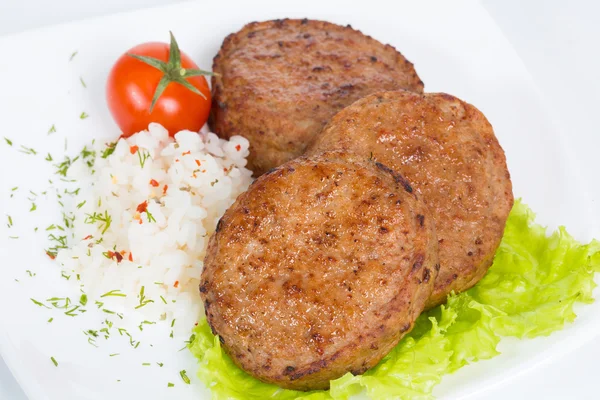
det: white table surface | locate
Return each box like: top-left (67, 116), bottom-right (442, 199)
top-left (1, 0), bottom-right (598, 399)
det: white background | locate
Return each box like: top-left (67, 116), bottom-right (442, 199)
top-left (0, 0), bottom-right (598, 399)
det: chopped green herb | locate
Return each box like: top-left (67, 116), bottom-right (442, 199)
top-left (54, 155), bottom-right (77, 177)
top-left (45, 153), bottom-right (53, 161)
top-left (135, 286), bottom-right (154, 309)
top-left (142, 363), bottom-right (151, 366)
top-left (160, 295), bottom-right (167, 304)
top-left (157, 362), bottom-right (164, 367)
top-left (110, 353), bottom-right (119, 357)
top-left (19, 145), bottom-right (37, 155)
top-left (29, 203), bottom-right (37, 212)
top-left (30, 298), bottom-right (50, 309)
top-left (7, 215), bottom-right (12, 228)
top-left (145, 210), bottom-right (156, 223)
top-left (80, 112), bottom-right (89, 120)
top-left (8, 236), bottom-right (19, 239)
top-left (76, 200), bottom-right (86, 209)
top-left (50, 357), bottom-right (58, 367)
top-left (26, 270), bottom-right (35, 277)
top-left (48, 125), bottom-right (56, 134)
top-left (85, 210), bottom-right (112, 234)
top-left (101, 142), bottom-right (117, 159)
top-left (138, 320), bottom-right (156, 331)
top-left (69, 51), bottom-right (78, 61)
top-left (79, 293), bottom-right (88, 306)
top-left (179, 370), bottom-right (190, 384)
top-left (80, 77), bottom-right (87, 88)
top-left (11, 187), bottom-right (18, 191)
top-left (171, 319), bottom-right (176, 328)
top-left (168, 383), bottom-right (174, 388)
top-left (100, 290), bottom-right (126, 298)
top-left (47, 317), bottom-right (53, 323)
top-left (64, 305), bottom-right (80, 316)
top-left (4, 137), bottom-right (13, 146)
top-left (137, 149), bottom-right (151, 168)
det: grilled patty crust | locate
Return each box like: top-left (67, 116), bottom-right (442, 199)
top-left (200, 151), bottom-right (438, 390)
top-left (309, 91), bottom-right (514, 308)
top-left (210, 18), bottom-right (424, 175)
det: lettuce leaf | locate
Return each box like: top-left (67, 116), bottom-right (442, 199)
top-left (189, 200), bottom-right (600, 399)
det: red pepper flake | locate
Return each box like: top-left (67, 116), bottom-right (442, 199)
top-left (175, 159), bottom-right (180, 163)
top-left (128, 252), bottom-right (133, 262)
top-left (162, 185), bottom-right (168, 195)
top-left (235, 144), bottom-right (241, 151)
top-left (136, 201), bottom-right (148, 213)
top-left (149, 179), bottom-right (159, 187)
top-left (46, 251), bottom-right (56, 260)
top-left (129, 145), bottom-right (139, 154)
top-left (83, 234), bottom-right (93, 240)
top-left (195, 159), bottom-right (201, 166)
top-left (174, 280), bottom-right (179, 288)
top-left (114, 252), bottom-right (123, 263)
top-left (106, 250), bottom-right (115, 259)
top-left (182, 150), bottom-right (191, 156)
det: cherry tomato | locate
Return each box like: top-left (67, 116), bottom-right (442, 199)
top-left (106, 34), bottom-right (211, 137)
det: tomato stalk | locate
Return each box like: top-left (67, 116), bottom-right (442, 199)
top-left (128, 32), bottom-right (214, 113)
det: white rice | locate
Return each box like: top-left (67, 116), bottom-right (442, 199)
top-left (55, 123), bottom-right (252, 336)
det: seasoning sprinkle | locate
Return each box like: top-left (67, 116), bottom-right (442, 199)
top-left (179, 370), bottom-right (190, 384)
top-left (50, 357), bottom-right (58, 367)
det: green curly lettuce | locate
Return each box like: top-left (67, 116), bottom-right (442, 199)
top-left (189, 200), bottom-right (600, 400)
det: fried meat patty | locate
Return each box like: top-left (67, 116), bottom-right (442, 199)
top-left (200, 151), bottom-right (438, 390)
top-left (309, 91), bottom-right (513, 308)
top-left (210, 19), bottom-right (424, 175)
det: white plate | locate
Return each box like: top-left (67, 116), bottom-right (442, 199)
top-left (0, 1), bottom-right (599, 399)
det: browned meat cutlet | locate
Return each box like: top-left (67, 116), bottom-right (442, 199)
top-left (200, 150), bottom-right (438, 390)
top-left (308, 91), bottom-right (514, 309)
top-left (210, 18), bottom-right (424, 176)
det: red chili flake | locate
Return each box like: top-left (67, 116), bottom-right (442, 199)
top-left (235, 144), bottom-right (241, 151)
top-left (194, 159), bottom-right (201, 166)
top-left (106, 251), bottom-right (115, 258)
top-left (175, 159), bottom-right (180, 163)
top-left (162, 185), bottom-right (168, 195)
top-left (129, 145), bottom-right (139, 154)
top-left (223, 168), bottom-right (228, 172)
top-left (194, 322), bottom-right (198, 326)
top-left (114, 252), bottom-right (124, 263)
top-left (136, 201), bottom-right (148, 213)
top-left (128, 252), bottom-right (133, 262)
top-left (174, 281), bottom-right (179, 288)
top-left (182, 150), bottom-right (191, 156)
top-left (46, 251), bottom-right (56, 260)
top-left (82, 234), bottom-right (93, 240)
top-left (149, 179), bottom-right (159, 187)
